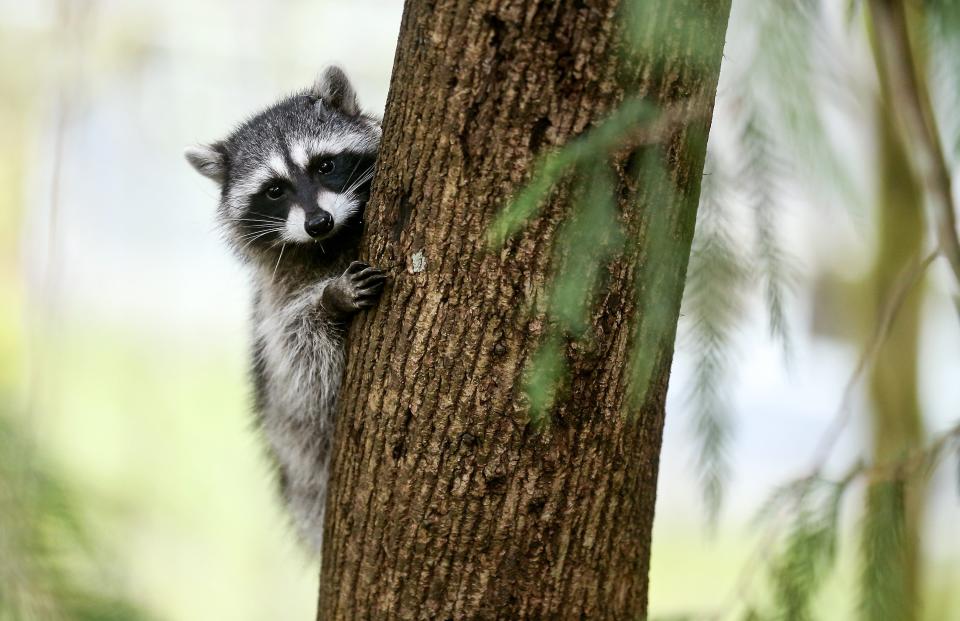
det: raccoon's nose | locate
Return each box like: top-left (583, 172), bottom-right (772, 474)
top-left (304, 211), bottom-right (334, 238)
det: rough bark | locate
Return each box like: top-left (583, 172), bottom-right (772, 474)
top-left (319, 1), bottom-right (730, 619)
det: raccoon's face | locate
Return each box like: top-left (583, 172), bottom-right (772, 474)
top-left (185, 66), bottom-right (381, 257)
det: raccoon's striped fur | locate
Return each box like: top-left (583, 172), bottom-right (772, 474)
top-left (185, 66), bottom-right (384, 554)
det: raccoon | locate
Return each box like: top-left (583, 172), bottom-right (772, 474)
top-left (185, 66), bottom-right (385, 554)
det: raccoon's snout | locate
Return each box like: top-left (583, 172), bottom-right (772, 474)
top-left (305, 211), bottom-right (334, 238)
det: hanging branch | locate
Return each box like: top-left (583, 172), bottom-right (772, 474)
top-left (868, 0), bottom-right (960, 290)
top-left (701, 248), bottom-right (937, 621)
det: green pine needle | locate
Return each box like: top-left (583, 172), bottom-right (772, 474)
top-left (548, 162), bottom-right (625, 335)
top-left (523, 332), bottom-right (567, 428)
top-left (682, 152), bottom-right (747, 524)
top-left (487, 99), bottom-right (657, 248)
top-left (626, 149), bottom-right (688, 411)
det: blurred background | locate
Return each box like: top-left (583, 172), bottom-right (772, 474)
top-left (1, 0), bottom-right (958, 619)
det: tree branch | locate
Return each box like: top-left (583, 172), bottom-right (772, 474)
top-left (868, 0), bottom-right (960, 289)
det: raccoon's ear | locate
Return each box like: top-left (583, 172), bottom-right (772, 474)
top-left (184, 143), bottom-right (228, 184)
top-left (312, 66), bottom-right (360, 117)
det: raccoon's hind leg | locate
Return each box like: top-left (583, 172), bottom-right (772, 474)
top-left (281, 458), bottom-right (330, 555)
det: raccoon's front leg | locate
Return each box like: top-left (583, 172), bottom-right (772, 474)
top-left (321, 260), bottom-right (387, 319)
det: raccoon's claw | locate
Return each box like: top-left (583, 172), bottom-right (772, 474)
top-left (322, 261), bottom-right (387, 317)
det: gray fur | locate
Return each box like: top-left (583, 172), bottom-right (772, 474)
top-left (184, 143), bottom-right (227, 183)
top-left (186, 66), bottom-right (384, 555)
top-left (312, 65), bottom-right (361, 117)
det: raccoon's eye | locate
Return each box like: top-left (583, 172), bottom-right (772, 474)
top-left (316, 159), bottom-right (335, 175)
top-left (265, 184), bottom-right (286, 200)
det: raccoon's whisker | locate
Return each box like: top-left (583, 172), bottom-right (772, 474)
top-left (236, 227), bottom-right (285, 242)
top-left (330, 162), bottom-right (366, 215)
top-left (236, 222), bottom-right (287, 230)
top-left (344, 159), bottom-right (363, 189)
top-left (347, 171), bottom-right (375, 200)
top-left (236, 230), bottom-right (278, 245)
top-left (331, 166), bottom-right (375, 215)
top-left (344, 166), bottom-right (375, 196)
top-left (342, 170), bottom-right (375, 214)
top-left (227, 219), bottom-right (289, 228)
top-left (235, 223), bottom-right (286, 233)
top-left (223, 220), bottom-right (286, 232)
top-left (272, 243), bottom-right (287, 284)
top-left (227, 211), bottom-right (285, 219)
top-left (232, 220), bottom-right (287, 228)
top-left (236, 229), bottom-right (283, 252)
top-left (236, 226), bottom-right (288, 236)
top-left (225, 215), bottom-right (287, 224)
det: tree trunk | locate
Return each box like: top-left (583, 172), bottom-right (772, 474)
top-left (319, 1), bottom-right (730, 618)
top-left (860, 79), bottom-right (926, 621)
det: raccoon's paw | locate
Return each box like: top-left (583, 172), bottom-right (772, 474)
top-left (322, 261), bottom-right (387, 317)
